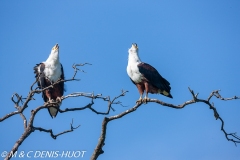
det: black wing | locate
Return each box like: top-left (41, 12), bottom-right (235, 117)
top-left (60, 64), bottom-right (65, 94)
top-left (33, 63), bottom-right (48, 102)
top-left (138, 62), bottom-right (171, 93)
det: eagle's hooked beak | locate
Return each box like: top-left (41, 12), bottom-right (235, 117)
top-left (132, 43), bottom-right (138, 50)
top-left (52, 44), bottom-right (59, 51)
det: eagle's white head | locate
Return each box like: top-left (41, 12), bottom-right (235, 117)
top-left (128, 43), bottom-right (141, 63)
top-left (46, 44), bottom-right (60, 63)
top-left (129, 43), bottom-right (138, 53)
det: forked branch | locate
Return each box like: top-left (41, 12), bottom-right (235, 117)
top-left (60, 90), bottom-right (128, 115)
top-left (91, 88), bottom-right (240, 160)
top-left (1, 63), bottom-right (128, 160)
top-left (33, 119), bottom-right (80, 139)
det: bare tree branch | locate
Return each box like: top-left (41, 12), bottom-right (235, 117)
top-left (91, 88), bottom-right (240, 160)
top-left (0, 63), bottom-right (90, 122)
top-left (72, 63), bottom-right (92, 79)
top-left (4, 104), bottom-right (47, 160)
top-left (1, 63), bottom-right (128, 160)
top-left (0, 92), bottom-right (34, 122)
top-left (91, 117), bottom-right (109, 159)
top-left (33, 119), bottom-right (80, 139)
top-left (60, 90), bottom-right (128, 115)
top-left (2, 61), bottom-right (239, 160)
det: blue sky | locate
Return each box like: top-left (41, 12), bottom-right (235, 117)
top-left (0, 1), bottom-right (240, 159)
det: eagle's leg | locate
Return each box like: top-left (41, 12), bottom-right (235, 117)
top-left (44, 89), bottom-right (53, 105)
top-left (136, 83), bottom-right (145, 104)
top-left (143, 93), bottom-right (150, 103)
top-left (44, 89), bottom-right (54, 104)
top-left (136, 94), bottom-right (143, 104)
top-left (143, 82), bottom-right (150, 103)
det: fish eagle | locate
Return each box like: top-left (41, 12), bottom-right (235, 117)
top-left (34, 44), bottom-right (65, 118)
top-left (127, 43), bottom-right (172, 103)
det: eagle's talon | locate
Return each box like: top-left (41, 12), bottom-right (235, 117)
top-left (56, 97), bottom-right (62, 103)
top-left (143, 97), bottom-right (150, 104)
top-left (49, 99), bottom-right (54, 103)
top-left (136, 98), bottom-right (143, 104)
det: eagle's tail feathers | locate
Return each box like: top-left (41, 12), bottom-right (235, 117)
top-left (48, 104), bottom-right (60, 118)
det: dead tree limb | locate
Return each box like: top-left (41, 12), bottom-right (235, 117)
top-left (91, 88), bottom-right (240, 160)
top-left (0, 63), bottom-right (90, 122)
top-left (1, 61), bottom-right (239, 160)
top-left (33, 119), bottom-right (80, 139)
top-left (60, 90), bottom-right (128, 115)
top-left (1, 63), bottom-right (124, 160)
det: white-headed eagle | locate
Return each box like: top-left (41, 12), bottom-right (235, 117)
top-left (127, 43), bottom-right (172, 103)
top-left (34, 44), bottom-right (65, 118)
